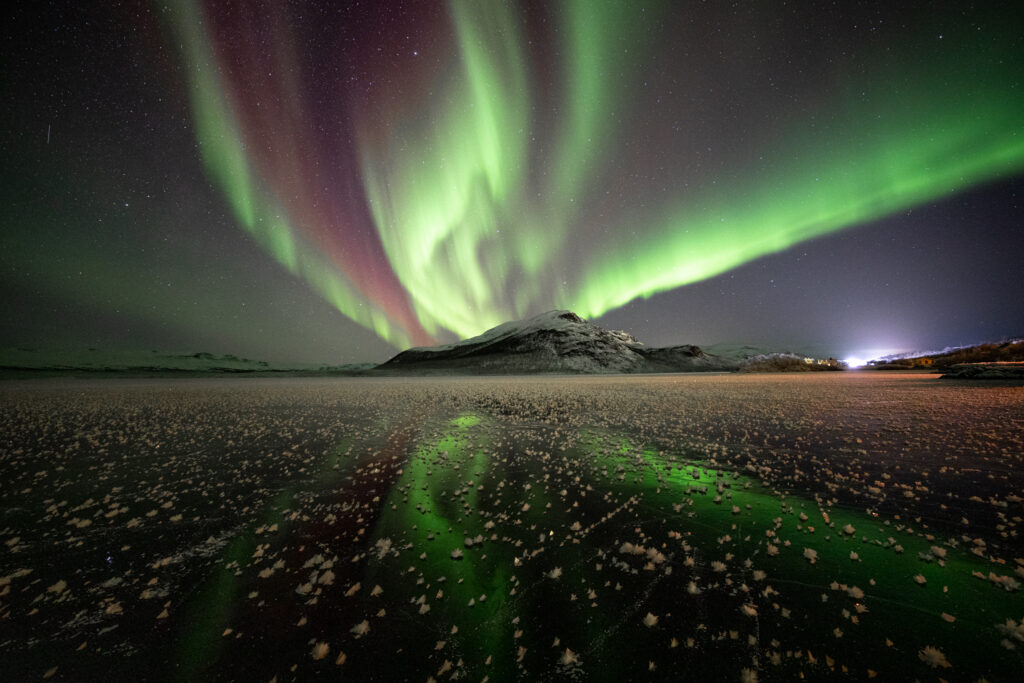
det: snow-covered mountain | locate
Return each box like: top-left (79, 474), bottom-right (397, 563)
top-left (379, 310), bottom-right (731, 374)
top-left (701, 343), bottom-right (776, 362)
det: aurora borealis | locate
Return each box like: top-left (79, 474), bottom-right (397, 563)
top-left (2, 1), bottom-right (1023, 362)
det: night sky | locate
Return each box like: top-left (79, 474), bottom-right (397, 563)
top-left (2, 1), bottom-right (1022, 364)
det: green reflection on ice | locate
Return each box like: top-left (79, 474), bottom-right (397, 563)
top-left (174, 437), bottom-right (354, 679)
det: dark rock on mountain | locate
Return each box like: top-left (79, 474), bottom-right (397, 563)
top-left (378, 310), bottom-right (732, 374)
top-left (941, 362), bottom-right (1024, 379)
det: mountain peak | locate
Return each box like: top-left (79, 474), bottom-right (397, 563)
top-left (379, 311), bottom-right (724, 374)
top-left (551, 310), bottom-right (585, 323)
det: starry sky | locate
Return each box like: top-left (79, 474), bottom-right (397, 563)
top-left (2, 1), bottom-right (1022, 364)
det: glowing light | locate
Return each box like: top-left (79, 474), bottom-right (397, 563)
top-left (165, 1), bottom-right (1024, 346)
top-left (162, 0), bottom-right (427, 348)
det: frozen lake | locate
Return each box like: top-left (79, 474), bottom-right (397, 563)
top-left (2, 373), bottom-right (1023, 680)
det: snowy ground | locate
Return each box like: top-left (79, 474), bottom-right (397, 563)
top-left (1, 374), bottom-right (1022, 681)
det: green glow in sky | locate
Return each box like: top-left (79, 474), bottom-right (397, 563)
top-left (169, 0), bottom-right (1024, 346)
top-left (165, 0), bottom-right (413, 349)
top-left (573, 61), bottom-right (1024, 318)
top-left (359, 0), bottom-right (532, 338)
top-left (357, 1), bottom-right (1024, 341)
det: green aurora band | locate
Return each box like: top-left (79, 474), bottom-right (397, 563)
top-left (168, 0), bottom-right (1024, 346)
top-left (165, 0), bottom-right (416, 349)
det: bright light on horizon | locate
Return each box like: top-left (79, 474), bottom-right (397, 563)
top-left (841, 347), bottom-right (909, 366)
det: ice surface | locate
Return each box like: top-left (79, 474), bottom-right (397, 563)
top-left (1, 374), bottom-right (1022, 680)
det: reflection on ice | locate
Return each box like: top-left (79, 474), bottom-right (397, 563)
top-left (0, 375), bottom-right (1022, 680)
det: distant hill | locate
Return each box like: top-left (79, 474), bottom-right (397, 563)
top-left (377, 310), bottom-right (839, 375)
top-left (927, 340), bottom-right (1024, 366)
top-left (701, 343), bottom-right (775, 362)
top-left (941, 362), bottom-right (1024, 379)
top-left (869, 339), bottom-right (1024, 370)
top-left (0, 348), bottom-right (374, 376)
